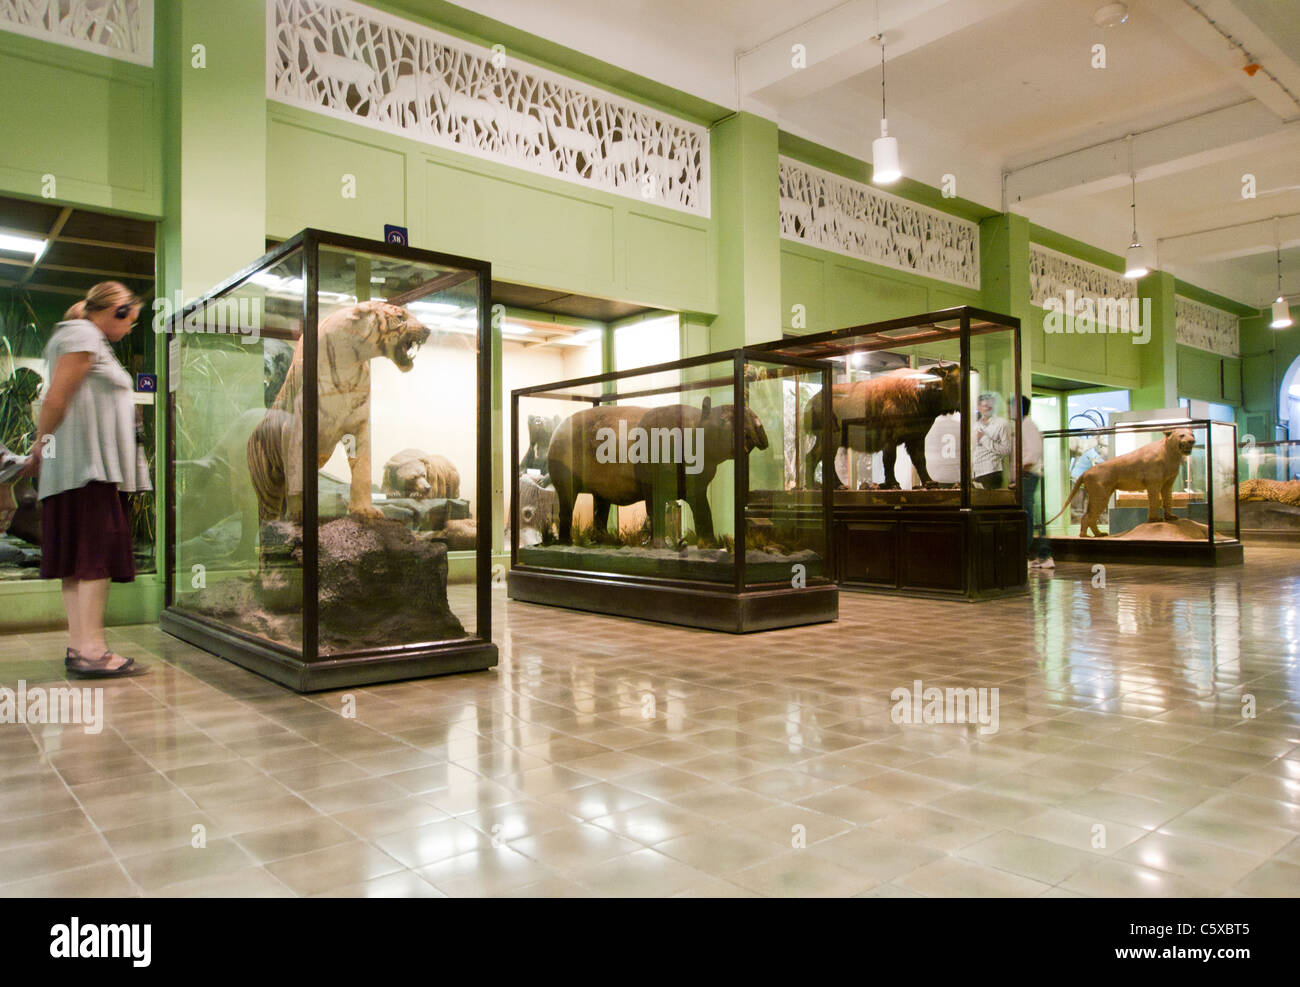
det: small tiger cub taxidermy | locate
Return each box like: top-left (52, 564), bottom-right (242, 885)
top-left (247, 300), bottom-right (430, 524)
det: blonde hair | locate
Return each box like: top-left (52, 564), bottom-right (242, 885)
top-left (81, 281), bottom-right (140, 317)
top-left (63, 300), bottom-right (86, 320)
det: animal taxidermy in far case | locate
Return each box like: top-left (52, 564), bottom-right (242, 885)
top-left (248, 301), bottom-right (430, 523)
top-left (1045, 428), bottom-right (1197, 537)
top-left (521, 414), bottom-right (559, 481)
top-left (382, 448), bottom-right (460, 499)
top-left (547, 397), bottom-right (769, 545)
top-left (805, 364), bottom-right (962, 488)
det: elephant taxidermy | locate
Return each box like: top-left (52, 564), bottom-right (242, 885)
top-left (547, 397), bottom-right (769, 545)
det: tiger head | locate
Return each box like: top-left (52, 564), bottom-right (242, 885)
top-left (351, 300), bottom-right (430, 372)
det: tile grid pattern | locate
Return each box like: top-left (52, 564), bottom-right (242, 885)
top-left (1, 547), bottom-right (1298, 897)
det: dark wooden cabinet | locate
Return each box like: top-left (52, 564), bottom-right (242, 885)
top-left (835, 507), bottom-right (1026, 599)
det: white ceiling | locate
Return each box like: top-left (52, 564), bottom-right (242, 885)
top-left (449, 0), bottom-right (1300, 307)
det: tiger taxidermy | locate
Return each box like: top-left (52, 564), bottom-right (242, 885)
top-left (247, 301), bottom-right (430, 523)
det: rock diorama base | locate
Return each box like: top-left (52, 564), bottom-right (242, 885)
top-left (162, 515), bottom-right (496, 692)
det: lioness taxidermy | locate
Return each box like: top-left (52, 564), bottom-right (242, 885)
top-left (247, 301), bottom-right (430, 523)
top-left (1045, 428), bottom-right (1197, 537)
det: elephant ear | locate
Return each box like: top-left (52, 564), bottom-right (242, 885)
top-left (701, 396), bottom-right (711, 417)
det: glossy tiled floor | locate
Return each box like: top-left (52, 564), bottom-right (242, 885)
top-left (2, 547), bottom-right (1298, 897)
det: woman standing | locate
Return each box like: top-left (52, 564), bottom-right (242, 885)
top-left (20, 282), bottom-right (150, 677)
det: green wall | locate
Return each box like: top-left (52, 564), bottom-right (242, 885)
top-left (0, 31), bottom-right (162, 217)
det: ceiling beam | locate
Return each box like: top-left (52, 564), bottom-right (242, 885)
top-left (17, 206), bottom-right (71, 287)
top-left (1148, 0), bottom-right (1300, 122)
top-left (0, 278), bottom-right (83, 297)
top-left (737, 0), bottom-right (1028, 107)
top-left (1158, 212), bottom-right (1300, 266)
top-left (1005, 102), bottom-right (1300, 205)
top-left (55, 234), bottom-right (155, 254)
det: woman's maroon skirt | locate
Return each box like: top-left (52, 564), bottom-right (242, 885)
top-left (40, 481), bottom-right (135, 582)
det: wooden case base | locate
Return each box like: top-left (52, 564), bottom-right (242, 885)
top-left (160, 609), bottom-right (499, 693)
top-left (1046, 536), bottom-right (1244, 567)
top-left (507, 568), bottom-right (838, 633)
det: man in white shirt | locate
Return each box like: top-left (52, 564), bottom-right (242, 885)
top-left (1020, 396), bottom-right (1054, 569)
top-left (973, 392), bottom-right (1014, 488)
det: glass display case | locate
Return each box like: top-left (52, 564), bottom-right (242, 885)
top-left (1237, 438), bottom-right (1300, 541)
top-left (754, 307), bottom-right (1026, 599)
top-left (508, 348), bottom-right (838, 631)
top-left (162, 230), bottom-right (497, 690)
top-left (1039, 418), bottom-right (1242, 566)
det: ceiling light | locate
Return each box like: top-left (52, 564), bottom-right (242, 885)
top-left (1125, 241), bottom-right (1150, 280)
top-left (871, 35), bottom-right (901, 185)
top-left (1093, 3), bottom-right (1129, 28)
top-left (1122, 135), bottom-right (1148, 279)
top-left (1271, 220), bottom-right (1291, 329)
top-left (1271, 296), bottom-right (1292, 329)
top-left (0, 232), bottom-right (47, 256)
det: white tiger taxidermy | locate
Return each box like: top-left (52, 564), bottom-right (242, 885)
top-left (248, 300), bottom-right (430, 523)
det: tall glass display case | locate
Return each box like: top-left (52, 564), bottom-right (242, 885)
top-left (1237, 438), bottom-right (1300, 541)
top-left (754, 307), bottom-right (1026, 599)
top-left (509, 349), bottom-right (838, 631)
top-left (162, 230), bottom-right (497, 691)
top-left (1040, 418), bottom-right (1242, 566)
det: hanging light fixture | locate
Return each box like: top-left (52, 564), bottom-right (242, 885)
top-left (1123, 135), bottom-right (1150, 278)
top-left (872, 34), bottom-right (901, 185)
top-left (1271, 218), bottom-right (1292, 329)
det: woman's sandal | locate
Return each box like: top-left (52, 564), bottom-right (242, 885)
top-left (66, 649), bottom-right (141, 678)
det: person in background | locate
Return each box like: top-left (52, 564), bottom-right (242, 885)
top-left (1021, 395), bottom-right (1054, 570)
top-left (973, 391), bottom-right (1013, 488)
top-left (19, 282), bottom-right (149, 677)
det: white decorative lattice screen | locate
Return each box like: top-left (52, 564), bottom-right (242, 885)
top-left (0, 0), bottom-right (152, 65)
top-left (1029, 245), bottom-right (1134, 312)
top-left (1176, 296), bottom-right (1238, 357)
top-left (268, 0), bottom-right (710, 216)
top-left (776, 156), bottom-right (980, 290)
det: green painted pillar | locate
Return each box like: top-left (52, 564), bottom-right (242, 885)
top-left (679, 315), bottom-right (712, 361)
top-left (153, 0), bottom-right (268, 596)
top-left (157, 0), bottom-right (267, 301)
top-left (1133, 271), bottom-right (1177, 410)
top-left (979, 212), bottom-right (1032, 391)
top-left (711, 113), bottom-right (781, 349)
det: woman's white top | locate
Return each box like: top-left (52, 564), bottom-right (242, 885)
top-left (37, 320), bottom-right (149, 500)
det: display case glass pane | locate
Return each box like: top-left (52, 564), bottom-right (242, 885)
top-left (765, 313), bottom-right (1020, 509)
top-left (1040, 420), bottom-right (1237, 545)
top-left (171, 248), bottom-right (304, 651)
top-left (969, 322), bottom-right (1019, 507)
top-left (1210, 420), bottom-right (1238, 541)
top-left (742, 358), bottom-right (830, 589)
top-left (314, 245), bottom-right (482, 650)
top-left (1236, 437), bottom-right (1300, 538)
top-left (515, 356), bottom-right (748, 584)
